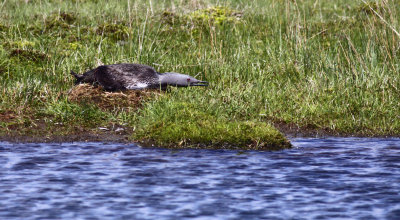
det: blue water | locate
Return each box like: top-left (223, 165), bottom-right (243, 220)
top-left (0, 138), bottom-right (399, 220)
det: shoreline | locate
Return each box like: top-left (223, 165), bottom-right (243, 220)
top-left (1, 121), bottom-right (397, 146)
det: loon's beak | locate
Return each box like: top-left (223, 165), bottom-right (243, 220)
top-left (190, 80), bottom-right (209, 86)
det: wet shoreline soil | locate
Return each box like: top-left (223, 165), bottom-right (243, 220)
top-left (1, 121), bottom-right (392, 145)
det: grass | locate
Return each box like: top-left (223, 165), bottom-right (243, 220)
top-left (1, 0), bottom-right (400, 149)
top-left (133, 101), bottom-right (290, 149)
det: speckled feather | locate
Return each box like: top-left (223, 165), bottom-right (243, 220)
top-left (96, 64), bottom-right (160, 90)
top-left (74, 64), bottom-right (160, 91)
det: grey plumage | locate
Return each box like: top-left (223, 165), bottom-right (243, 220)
top-left (70, 63), bottom-right (208, 91)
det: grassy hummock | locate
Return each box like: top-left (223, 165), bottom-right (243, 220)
top-left (133, 101), bottom-right (291, 150)
top-left (1, 0), bottom-right (400, 148)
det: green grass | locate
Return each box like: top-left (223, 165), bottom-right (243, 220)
top-left (1, 0), bottom-right (400, 148)
top-left (133, 100), bottom-right (291, 149)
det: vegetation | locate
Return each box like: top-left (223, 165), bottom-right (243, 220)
top-left (1, 0), bottom-right (400, 149)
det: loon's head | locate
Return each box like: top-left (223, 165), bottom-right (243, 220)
top-left (159, 72), bottom-right (208, 87)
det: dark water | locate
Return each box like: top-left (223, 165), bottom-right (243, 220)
top-left (0, 138), bottom-right (399, 220)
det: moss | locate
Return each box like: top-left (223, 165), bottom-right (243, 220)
top-left (133, 102), bottom-right (291, 150)
top-left (188, 6), bottom-right (243, 25)
top-left (160, 11), bottom-right (181, 25)
top-left (355, 1), bottom-right (387, 15)
top-left (9, 49), bottom-right (48, 62)
top-left (66, 42), bottom-right (83, 50)
top-left (44, 11), bottom-right (77, 29)
top-left (0, 23), bottom-right (8, 32)
top-left (54, 41), bottom-right (84, 56)
top-left (8, 40), bottom-right (36, 49)
top-left (96, 23), bottom-right (130, 40)
top-left (3, 40), bottom-right (46, 62)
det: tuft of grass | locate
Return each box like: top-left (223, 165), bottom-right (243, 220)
top-left (9, 49), bottom-right (49, 62)
top-left (44, 11), bottom-right (78, 29)
top-left (133, 101), bottom-right (291, 150)
top-left (355, 1), bottom-right (387, 15)
top-left (96, 22), bottom-right (130, 40)
top-left (43, 100), bottom-right (108, 127)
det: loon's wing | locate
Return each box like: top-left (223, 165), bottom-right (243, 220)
top-left (111, 63), bottom-right (159, 89)
top-left (94, 65), bottom-right (126, 91)
top-left (94, 64), bottom-right (160, 91)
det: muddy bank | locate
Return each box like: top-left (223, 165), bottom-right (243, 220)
top-left (0, 121), bottom-right (385, 145)
top-left (0, 130), bottom-right (132, 144)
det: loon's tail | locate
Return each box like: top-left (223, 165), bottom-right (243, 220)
top-left (70, 71), bottom-right (84, 84)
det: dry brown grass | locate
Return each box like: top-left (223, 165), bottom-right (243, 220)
top-left (67, 84), bottom-right (162, 110)
top-left (0, 110), bottom-right (17, 123)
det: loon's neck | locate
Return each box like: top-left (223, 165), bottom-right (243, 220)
top-left (158, 72), bottom-right (186, 86)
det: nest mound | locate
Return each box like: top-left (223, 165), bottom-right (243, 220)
top-left (68, 84), bottom-right (160, 110)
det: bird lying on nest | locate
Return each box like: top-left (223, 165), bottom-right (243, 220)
top-left (70, 63), bottom-right (208, 91)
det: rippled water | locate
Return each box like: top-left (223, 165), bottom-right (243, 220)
top-left (0, 138), bottom-right (400, 219)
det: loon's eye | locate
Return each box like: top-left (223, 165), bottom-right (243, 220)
top-left (187, 78), bottom-right (190, 82)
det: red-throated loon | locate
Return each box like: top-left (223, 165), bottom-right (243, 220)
top-left (70, 63), bottom-right (208, 91)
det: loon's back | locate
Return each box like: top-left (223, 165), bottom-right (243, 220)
top-left (71, 63), bottom-right (160, 91)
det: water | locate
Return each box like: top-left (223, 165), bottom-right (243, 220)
top-left (0, 138), bottom-right (399, 220)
